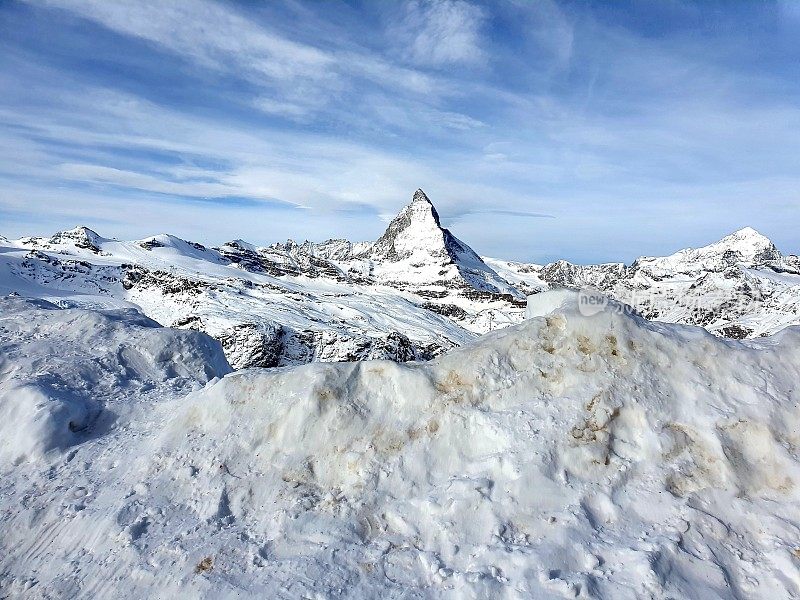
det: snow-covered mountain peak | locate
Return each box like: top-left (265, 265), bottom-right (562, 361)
top-left (59, 225), bottom-right (100, 238)
top-left (412, 187), bottom-right (434, 205)
top-left (633, 226), bottom-right (782, 276)
top-left (48, 225), bottom-right (104, 251)
top-left (370, 189), bottom-right (458, 261)
top-left (727, 225), bottom-right (764, 239)
top-left (223, 239), bottom-right (259, 252)
top-left (133, 234), bottom-right (222, 264)
top-left (365, 189), bottom-right (522, 297)
top-left (704, 227), bottom-right (780, 262)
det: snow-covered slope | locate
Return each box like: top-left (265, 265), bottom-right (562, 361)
top-left (1, 193), bottom-right (799, 370)
top-left (2, 293), bottom-right (800, 597)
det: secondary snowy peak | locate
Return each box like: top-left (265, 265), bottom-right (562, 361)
top-left (48, 226), bottom-right (105, 252)
top-left (638, 227), bottom-right (782, 274)
top-left (701, 226), bottom-right (781, 264)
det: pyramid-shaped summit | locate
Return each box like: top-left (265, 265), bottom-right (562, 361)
top-left (370, 188), bottom-right (453, 261)
top-left (48, 226), bottom-right (104, 253)
top-left (368, 189), bottom-right (523, 298)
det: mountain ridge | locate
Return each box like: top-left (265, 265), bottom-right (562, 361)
top-left (2, 190), bottom-right (799, 367)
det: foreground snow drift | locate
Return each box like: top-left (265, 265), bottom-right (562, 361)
top-left (0, 297), bottom-right (230, 464)
top-left (1, 293), bottom-right (800, 598)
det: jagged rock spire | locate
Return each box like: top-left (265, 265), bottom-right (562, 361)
top-left (412, 188), bottom-right (431, 203)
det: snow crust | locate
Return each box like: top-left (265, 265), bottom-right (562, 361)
top-left (2, 296), bottom-right (800, 597)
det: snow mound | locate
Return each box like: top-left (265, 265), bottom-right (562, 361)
top-left (0, 297), bottom-right (230, 464)
top-left (2, 296), bottom-right (800, 597)
top-left (525, 288), bottom-right (579, 318)
top-left (102, 302), bottom-right (800, 595)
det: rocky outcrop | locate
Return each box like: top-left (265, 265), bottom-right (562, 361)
top-left (218, 322), bottom-right (444, 369)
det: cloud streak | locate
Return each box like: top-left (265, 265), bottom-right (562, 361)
top-left (390, 0), bottom-right (486, 67)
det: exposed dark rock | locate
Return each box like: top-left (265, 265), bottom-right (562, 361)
top-left (219, 322), bottom-right (285, 369)
top-left (419, 302), bottom-right (468, 320)
top-left (122, 265), bottom-right (206, 295)
top-left (717, 324), bottom-right (753, 339)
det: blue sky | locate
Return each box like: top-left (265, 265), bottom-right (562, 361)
top-left (1, 0), bottom-right (799, 263)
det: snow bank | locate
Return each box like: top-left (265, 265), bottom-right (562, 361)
top-left (525, 288), bottom-right (578, 318)
top-left (0, 297), bottom-right (230, 464)
top-left (2, 297), bottom-right (800, 597)
top-left (148, 301), bottom-right (800, 597)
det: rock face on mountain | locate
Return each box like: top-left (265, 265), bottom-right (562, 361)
top-left (217, 321), bottom-right (438, 369)
top-left (2, 191), bottom-right (799, 367)
top-left (366, 189), bottom-right (522, 298)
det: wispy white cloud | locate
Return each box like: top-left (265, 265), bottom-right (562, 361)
top-left (520, 0), bottom-right (574, 69)
top-left (56, 163), bottom-right (255, 201)
top-left (390, 0), bottom-right (486, 67)
top-left (28, 0), bottom-right (334, 81)
top-left (25, 0), bottom-right (449, 112)
top-left (252, 98), bottom-right (317, 122)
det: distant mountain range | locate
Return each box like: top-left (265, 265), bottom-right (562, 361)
top-left (2, 189), bottom-right (798, 368)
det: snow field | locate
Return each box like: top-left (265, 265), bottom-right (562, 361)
top-left (3, 293), bottom-right (799, 597)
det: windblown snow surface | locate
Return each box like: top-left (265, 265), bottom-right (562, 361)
top-left (2, 292), bottom-right (800, 598)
